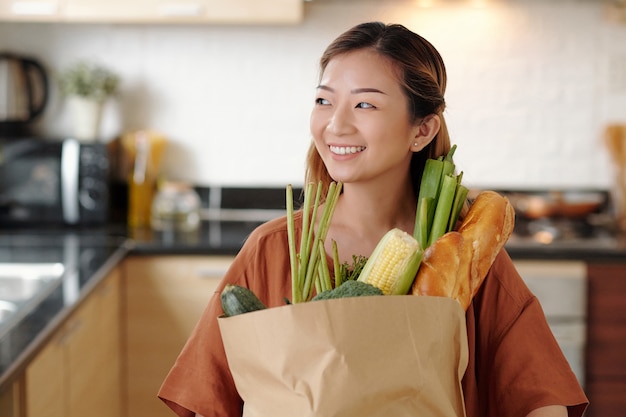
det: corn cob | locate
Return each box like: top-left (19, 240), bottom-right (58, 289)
top-left (357, 228), bottom-right (423, 295)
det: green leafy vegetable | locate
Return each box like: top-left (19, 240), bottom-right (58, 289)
top-left (413, 144), bottom-right (468, 249)
top-left (311, 280), bottom-right (383, 301)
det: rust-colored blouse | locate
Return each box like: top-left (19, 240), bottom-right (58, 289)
top-left (158, 213), bottom-right (589, 417)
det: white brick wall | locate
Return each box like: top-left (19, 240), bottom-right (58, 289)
top-left (1, 0), bottom-right (625, 189)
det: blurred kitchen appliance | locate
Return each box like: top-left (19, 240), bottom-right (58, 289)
top-left (0, 137), bottom-right (110, 225)
top-left (514, 260), bottom-right (587, 387)
top-left (0, 52), bottom-right (49, 137)
top-left (500, 190), bottom-right (613, 246)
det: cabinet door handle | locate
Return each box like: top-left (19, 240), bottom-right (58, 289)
top-left (97, 282), bottom-right (112, 297)
top-left (195, 266), bottom-right (229, 279)
top-left (58, 319), bottom-right (83, 345)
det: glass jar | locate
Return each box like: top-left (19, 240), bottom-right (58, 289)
top-left (150, 181), bottom-right (201, 232)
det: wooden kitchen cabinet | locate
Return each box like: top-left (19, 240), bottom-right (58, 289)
top-left (202, 0), bottom-right (303, 24)
top-left (24, 266), bottom-right (122, 417)
top-left (122, 255), bottom-right (232, 417)
top-left (585, 262), bottom-right (626, 417)
top-left (0, 0), bottom-right (60, 21)
top-left (24, 328), bottom-right (64, 417)
top-left (65, 0), bottom-right (302, 24)
top-left (0, 0), bottom-right (303, 23)
top-left (0, 378), bottom-right (24, 417)
top-left (63, 0), bottom-right (209, 23)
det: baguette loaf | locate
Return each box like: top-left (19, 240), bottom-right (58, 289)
top-left (411, 231), bottom-right (472, 310)
top-left (458, 190), bottom-right (515, 298)
top-left (411, 191), bottom-right (515, 310)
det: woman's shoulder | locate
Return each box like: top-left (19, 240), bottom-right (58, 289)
top-left (472, 250), bottom-right (537, 319)
top-left (489, 250), bottom-right (534, 301)
top-left (239, 211), bottom-right (303, 252)
top-left (247, 211), bottom-right (301, 240)
top-left (230, 212), bottom-right (300, 304)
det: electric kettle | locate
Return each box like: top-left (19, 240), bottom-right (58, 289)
top-left (0, 52), bottom-right (49, 136)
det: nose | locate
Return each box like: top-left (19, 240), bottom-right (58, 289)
top-left (326, 105), bottom-right (356, 136)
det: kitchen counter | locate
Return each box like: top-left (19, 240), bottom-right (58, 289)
top-left (506, 233), bottom-right (626, 262)
top-left (129, 216), bottom-right (626, 261)
top-left (0, 228), bottom-right (129, 388)
top-left (0, 217), bottom-right (625, 389)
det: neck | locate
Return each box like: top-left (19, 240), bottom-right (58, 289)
top-left (334, 178), bottom-right (417, 237)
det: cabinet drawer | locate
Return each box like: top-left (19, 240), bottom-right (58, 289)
top-left (587, 264), bottom-right (626, 323)
top-left (0, 0), bottom-right (303, 23)
top-left (123, 255), bottom-right (234, 417)
top-left (584, 378), bottom-right (626, 417)
top-left (586, 321), bottom-right (626, 377)
top-left (0, 0), bottom-right (60, 21)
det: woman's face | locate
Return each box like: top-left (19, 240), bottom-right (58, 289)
top-left (310, 48), bottom-right (420, 186)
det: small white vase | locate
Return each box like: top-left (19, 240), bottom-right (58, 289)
top-left (68, 95), bottom-right (104, 142)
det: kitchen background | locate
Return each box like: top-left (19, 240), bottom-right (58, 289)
top-left (2, 2), bottom-right (626, 416)
top-left (1, 0), bottom-right (626, 191)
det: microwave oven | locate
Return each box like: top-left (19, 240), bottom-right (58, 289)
top-left (0, 137), bottom-right (110, 225)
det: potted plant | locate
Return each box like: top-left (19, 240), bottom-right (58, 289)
top-left (58, 60), bottom-right (120, 141)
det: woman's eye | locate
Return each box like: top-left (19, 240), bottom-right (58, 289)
top-left (356, 102), bottom-right (375, 109)
top-left (315, 97), bottom-right (330, 106)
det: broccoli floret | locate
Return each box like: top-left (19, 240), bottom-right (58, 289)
top-left (312, 280), bottom-right (384, 301)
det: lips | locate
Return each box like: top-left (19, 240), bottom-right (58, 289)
top-left (329, 145), bottom-right (366, 155)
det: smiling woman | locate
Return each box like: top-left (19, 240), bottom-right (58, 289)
top-left (306, 27), bottom-right (448, 206)
top-left (158, 22), bottom-right (588, 417)
top-left (310, 49), bottom-right (425, 188)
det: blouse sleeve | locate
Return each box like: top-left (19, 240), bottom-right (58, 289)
top-left (157, 255), bottom-right (248, 417)
top-left (470, 251), bottom-right (588, 417)
top-left (157, 219), bottom-right (293, 417)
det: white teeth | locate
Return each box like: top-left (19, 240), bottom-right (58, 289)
top-left (329, 145), bottom-right (366, 155)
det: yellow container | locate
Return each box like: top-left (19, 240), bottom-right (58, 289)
top-left (605, 125), bottom-right (626, 233)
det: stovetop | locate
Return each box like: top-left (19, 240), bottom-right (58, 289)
top-left (512, 215), bottom-right (614, 243)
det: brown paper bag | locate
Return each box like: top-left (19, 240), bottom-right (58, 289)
top-left (218, 295), bottom-right (468, 417)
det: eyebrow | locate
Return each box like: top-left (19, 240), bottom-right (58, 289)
top-left (316, 85), bottom-right (387, 95)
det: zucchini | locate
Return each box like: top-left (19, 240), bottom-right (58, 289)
top-left (220, 285), bottom-right (267, 316)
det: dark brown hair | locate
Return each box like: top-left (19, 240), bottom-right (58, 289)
top-left (305, 21), bottom-right (451, 199)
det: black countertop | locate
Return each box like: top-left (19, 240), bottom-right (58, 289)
top-left (128, 217), bottom-right (626, 262)
top-left (0, 228), bottom-right (129, 387)
top-left (0, 217), bottom-right (625, 388)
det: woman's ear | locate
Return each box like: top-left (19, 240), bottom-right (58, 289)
top-left (411, 114), bottom-right (441, 152)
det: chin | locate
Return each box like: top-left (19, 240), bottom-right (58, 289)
top-left (326, 170), bottom-right (349, 184)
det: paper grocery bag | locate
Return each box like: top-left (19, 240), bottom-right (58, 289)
top-left (218, 295), bottom-right (468, 417)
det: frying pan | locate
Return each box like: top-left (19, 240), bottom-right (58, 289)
top-left (508, 191), bottom-right (605, 219)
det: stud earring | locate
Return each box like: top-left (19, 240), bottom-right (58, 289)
top-left (413, 142), bottom-right (419, 147)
